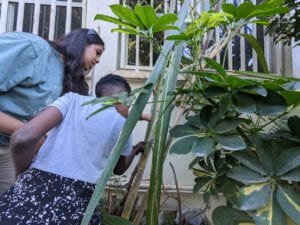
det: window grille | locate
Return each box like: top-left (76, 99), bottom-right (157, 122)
top-left (120, 0), bottom-right (271, 73)
top-left (0, 0), bottom-right (85, 40)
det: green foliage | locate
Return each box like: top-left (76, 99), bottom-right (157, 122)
top-left (83, 1), bottom-right (299, 225)
top-left (94, 4), bottom-right (179, 46)
top-left (170, 56), bottom-right (300, 224)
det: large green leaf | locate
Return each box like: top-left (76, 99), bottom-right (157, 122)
top-left (233, 93), bottom-right (256, 114)
top-left (204, 86), bottom-right (227, 97)
top-left (187, 115), bottom-right (204, 129)
top-left (212, 206), bottom-right (253, 225)
top-left (256, 140), bottom-right (276, 175)
top-left (276, 186), bottom-right (300, 225)
top-left (276, 147), bottom-right (300, 175)
top-left (110, 4), bottom-right (144, 29)
top-left (254, 91), bottom-right (287, 116)
top-left (231, 151), bottom-right (267, 175)
top-left (227, 166), bottom-right (268, 185)
top-left (170, 136), bottom-right (199, 155)
top-left (227, 76), bottom-right (254, 89)
top-left (216, 135), bottom-right (247, 151)
top-left (102, 215), bottom-right (134, 225)
top-left (280, 167), bottom-right (300, 182)
top-left (193, 177), bottom-right (211, 193)
top-left (152, 14), bottom-right (178, 33)
top-left (240, 34), bottom-right (269, 74)
top-left (94, 14), bottom-right (136, 29)
top-left (169, 124), bottom-right (198, 138)
top-left (235, 2), bottom-right (255, 20)
top-left (134, 5), bottom-right (156, 29)
top-left (279, 91), bottom-right (300, 107)
top-left (221, 3), bottom-right (236, 16)
top-left (251, 195), bottom-right (286, 225)
top-left (288, 116), bottom-right (300, 137)
top-left (200, 105), bottom-right (213, 128)
top-left (213, 118), bottom-right (244, 134)
top-left (111, 28), bottom-right (140, 35)
top-left (239, 86), bottom-right (267, 97)
top-left (204, 57), bottom-right (226, 77)
top-left (191, 137), bottom-right (215, 157)
top-left (239, 183), bottom-right (272, 211)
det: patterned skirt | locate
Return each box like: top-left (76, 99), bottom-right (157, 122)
top-left (0, 168), bottom-right (102, 225)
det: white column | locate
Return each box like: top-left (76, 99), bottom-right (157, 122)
top-left (0, 0), bottom-right (8, 33)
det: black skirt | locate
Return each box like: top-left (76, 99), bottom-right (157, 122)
top-left (0, 168), bottom-right (102, 225)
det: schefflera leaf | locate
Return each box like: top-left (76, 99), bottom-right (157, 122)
top-left (251, 194), bottom-right (286, 225)
top-left (222, 181), bottom-right (272, 211)
top-left (227, 166), bottom-right (269, 185)
top-left (276, 186), bottom-right (300, 225)
top-left (212, 206), bottom-right (254, 225)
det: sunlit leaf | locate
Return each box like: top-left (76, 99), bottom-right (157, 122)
top-left (134, 5), bottom-right (156, 29)
top-left (110, 4), bottom-right (145, 29)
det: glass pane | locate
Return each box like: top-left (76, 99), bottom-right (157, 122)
top-left (71, 7), bottom-right (82, 30)
top-left (23, 3), bottom-right (34, 33)
top-left (127, 34), bottom-right (136, 66)
top-left (72, 0), bottom-right (82, 3)
top-left (245, 24), bottom-right (253, 71)
top-left (38, 5), bottom-right (50, 39)
top-left (153, 31), bottom-right (164, 64)
top-left (54, 6), bottom-right (66, 39)
top-left (139, 37), bottom-right (150, 66)
top-left (6, 2), bottom-right (18, 32)
top-left (232, 36), bottom-right (241, 70)
top-left (0, 4), bottom-right (2, 19)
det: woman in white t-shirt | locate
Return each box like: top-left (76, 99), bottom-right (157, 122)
top-left (0, 74), bottom-right (150, 224)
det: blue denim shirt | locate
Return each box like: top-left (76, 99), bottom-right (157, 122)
top-left (0, 32), bottom-right (64, 147)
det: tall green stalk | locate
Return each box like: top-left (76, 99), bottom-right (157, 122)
top-left (80, 1), bottom-right (190, 224)
top-left (145, 3), bottom-right (190, 220)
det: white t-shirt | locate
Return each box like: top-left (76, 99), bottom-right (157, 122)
top-left (31, 92), bottom-right (132, 184)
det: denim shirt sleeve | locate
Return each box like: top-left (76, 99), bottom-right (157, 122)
top-left (0, 34), bottom-right (38, 92)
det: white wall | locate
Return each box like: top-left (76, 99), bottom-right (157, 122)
top-left (292, 45), bottom-right (300, 77)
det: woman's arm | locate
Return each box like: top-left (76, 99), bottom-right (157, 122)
top-left (0, 112), bottom-right (24, 134)
top-left (11, 107), bottom-right (63, 175)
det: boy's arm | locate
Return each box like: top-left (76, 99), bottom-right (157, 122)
top-left (114, 142), bottom-right (145, 175)
top-left (11, 107), bottom-right (63, 175)
top-left (115, 104), bottom-right (151, 121)
top-left (0, 112), bottom-right (24, 134)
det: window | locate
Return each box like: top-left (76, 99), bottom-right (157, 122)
top-left (0, 0), bottom-right (85, 40)
top-left (120, 0), bottom-right (271, 73)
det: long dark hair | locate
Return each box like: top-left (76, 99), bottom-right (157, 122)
top-left (49, 28), bottom-right (105, 95)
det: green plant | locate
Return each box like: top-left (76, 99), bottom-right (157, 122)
top-left (82, 0), bottom-right (300, 225)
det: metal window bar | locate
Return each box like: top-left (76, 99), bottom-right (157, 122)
top-left (0, 0), bottom-right (85, 39)
top-left (120, 0), bottom-right (270, 73)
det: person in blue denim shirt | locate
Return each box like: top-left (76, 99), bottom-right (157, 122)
top-left (0, 28), bottom-right (105, 194)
